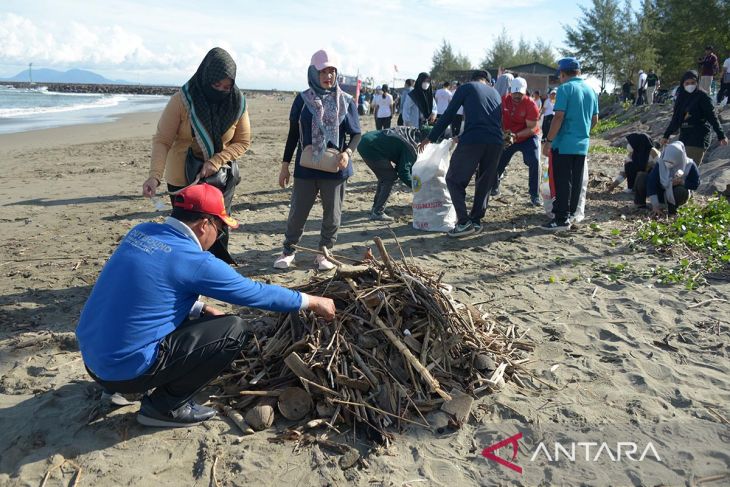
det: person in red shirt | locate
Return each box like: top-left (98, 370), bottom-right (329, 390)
top-left (490, 77), bottom-right (542, 205)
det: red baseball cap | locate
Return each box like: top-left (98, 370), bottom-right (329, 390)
top-left (173, 183), bottom-right (239, 229)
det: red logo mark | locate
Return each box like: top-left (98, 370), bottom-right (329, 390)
top-left (482, 432), bottom-right (523, 474)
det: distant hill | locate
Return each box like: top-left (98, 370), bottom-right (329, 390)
top-left (0, 68), bottom-right (131, 85)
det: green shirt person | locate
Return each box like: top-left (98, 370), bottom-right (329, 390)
top-left (357, 127), bottom-right (430, 221)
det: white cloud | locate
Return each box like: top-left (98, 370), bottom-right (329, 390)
top-left (0, 1), bottom-right (587, 89)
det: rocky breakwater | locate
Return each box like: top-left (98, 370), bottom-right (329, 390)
top-left (5, 81), bottom-right (178, 96)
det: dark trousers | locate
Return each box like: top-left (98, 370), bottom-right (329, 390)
top-left (634, 172), bottom-right (689, 214)
top-left (445, 143), bottom-right (503, 225)
top-left (494, 136), bottom-right (540, 197)
top-left (89, 315), bottom-right (250, 412)
top-left (541, 115), bottom-right (554, 141)
top-left (717, 82), bottom-right (730, 103)
top-left (168, 183), bottom-right (235, 264)
top-left (551, 149), bottom-right (585, 223)
top-left (451, 115), bottom-right (464, 137)
top-left (375, 117), bottom-right (392, 130)
top-left (362, 156), bottom-right (397, 214)
top-left (635, 89), bottom-right (646, 106)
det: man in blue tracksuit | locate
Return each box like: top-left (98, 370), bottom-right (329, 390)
top-left (418, 70), bottom-right (504, 237)
top-left (76, 184), bottom-right (335, 427)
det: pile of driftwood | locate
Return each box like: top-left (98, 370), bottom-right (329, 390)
top-left (211, 238), bottom-right (534, 448)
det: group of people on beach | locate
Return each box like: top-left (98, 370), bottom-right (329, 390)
top-left (74, 45), bottom-right (727, 428)
top-left (611, 67), bottom-right (727, 216)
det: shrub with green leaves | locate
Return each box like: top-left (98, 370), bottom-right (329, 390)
top-left (635, 197), bottom-right (730, 288)
top-left (591, 117), bottom-right (623, 135)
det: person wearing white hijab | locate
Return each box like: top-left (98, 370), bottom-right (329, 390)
top-left (634, 141), bottom-right (700, 216)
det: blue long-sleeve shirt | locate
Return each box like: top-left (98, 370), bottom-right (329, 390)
top-left (76, 219), bottom-right (305, 381)
top-left (428, 81), bottom-right (503, 145)
top-left (646, 163), bottom-right (700, 206)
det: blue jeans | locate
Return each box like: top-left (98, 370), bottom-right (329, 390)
top-left (495, 135), bottom-right (540, 198)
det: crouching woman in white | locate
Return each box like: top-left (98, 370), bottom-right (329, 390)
top-left (634, 141), bottom-right (700, 216)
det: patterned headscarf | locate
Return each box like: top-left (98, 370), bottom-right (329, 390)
top-left (180, 47), bottom-right (245, 161)
top-left (382, 126), bottom-right (430, 160)
top-left (301, 64), bottom-right (351, 160)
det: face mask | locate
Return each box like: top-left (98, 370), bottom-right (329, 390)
top-left (684, 84), bottom-right (697, 93)
top-left (205, 88), bottom-right (230, 103)
top-left (421, 82), bottom-right (430, 90)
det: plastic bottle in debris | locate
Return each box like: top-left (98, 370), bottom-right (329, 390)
top-left (150, 196), bottom-right (166, 212)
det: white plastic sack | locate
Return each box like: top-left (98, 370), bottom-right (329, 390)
top-left (411, 139), bottom-right (457, 232)
top-left (540, 151), bottom-right (589, 223)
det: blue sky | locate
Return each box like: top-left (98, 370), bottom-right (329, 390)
top-left (0, 0), bottom-right (636, 89)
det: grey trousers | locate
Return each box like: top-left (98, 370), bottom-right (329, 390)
top-left (362, 156), bottom-right (397, 214)
top-left (283, 177), bottom-right (347, 255)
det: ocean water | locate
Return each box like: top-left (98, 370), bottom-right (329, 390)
top-left (0, 85), bottom-right (169, 134)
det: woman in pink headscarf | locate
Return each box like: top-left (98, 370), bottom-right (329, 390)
top-left (274, 50), bottom-right (362, 271)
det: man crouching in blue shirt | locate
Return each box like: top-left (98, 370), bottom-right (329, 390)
top-left (76, 183), bottom-right (335, 427)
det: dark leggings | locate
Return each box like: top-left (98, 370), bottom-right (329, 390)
top-left (375, 117), bottom-right (392, 130)
top-left (89, 315), bottom-right (250, 412)
top-left (541, 115), bottom-right (554, 141)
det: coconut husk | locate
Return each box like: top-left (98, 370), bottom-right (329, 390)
top-left (278, 387), bottom-right (312, 421)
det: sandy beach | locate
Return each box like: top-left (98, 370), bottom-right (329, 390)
top-left (1, 95), bottom-right (728, 486)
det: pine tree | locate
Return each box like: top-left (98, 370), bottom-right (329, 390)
top-left (430, 40), bottom-right (473, 83)
top-left (655, 0), bottom-right (730, 85)
top-left (563, 0), bottom-right (624, 92)
top-left (480, 29), bottom-right (556, 69)
top-left (614, 0), bottom-right (658, 87)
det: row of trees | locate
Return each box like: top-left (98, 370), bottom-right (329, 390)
top-left (565, 0), bottom-right (730, 92)
top-left (429, 0), bottom-right (730, 92)
top-left (429, 32), bottom-right (557, 84)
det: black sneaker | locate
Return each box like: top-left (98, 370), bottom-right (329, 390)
top-left (137, 395), bottom-right (217, 427)
top-left (447, 222), bottom-right (475, 238)
top-left (541, 219), bottom-right (571, 232)
top-left (472, 221), bottom-right (483, 233)
top-left (490, 185), bottom-right (501, 197)
top-left (530, 195), bottom-right (542, 207)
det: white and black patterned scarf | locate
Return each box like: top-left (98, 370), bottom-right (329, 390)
top-left (180, 47), bottom-right (245, 161)
top-left (300, 65), bottom-right (350, 160)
